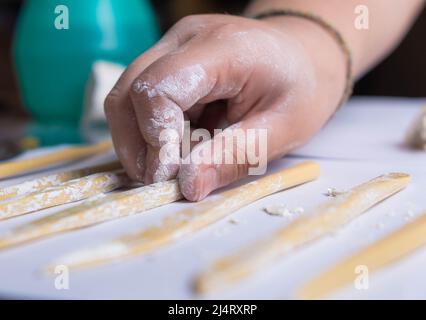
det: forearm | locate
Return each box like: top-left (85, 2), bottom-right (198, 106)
top-left (246, 0), bottom-right (425, 78)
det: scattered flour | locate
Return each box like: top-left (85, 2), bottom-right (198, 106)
top-left (228, 218), bottom-right (239, 225)
top-left (263, 204), bottom-right (304, 218)
top-left (324, 188), bottom-right (346, 197)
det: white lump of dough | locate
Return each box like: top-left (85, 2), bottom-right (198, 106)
top-left (263, 204), bottom-right (304, 218)
top-left (324, 187), bottom-right (346, 197)
top-left (406, 106), bottom-right (426, 150)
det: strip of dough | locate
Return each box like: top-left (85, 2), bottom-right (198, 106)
top-left (0, 140), bottom-right (113, 179)
top-left (0, 161), bottom-right (121, 201)
top-left (0, 179), bottom-right (183, 250)
top-left (194, 172), bottom-right (411, 294)
top-left (297, 211), bottom-right (426, 299)
top-left (46, 161), bottom-right (321, 271)
top-left (0, 171), bottom-right (128, 220)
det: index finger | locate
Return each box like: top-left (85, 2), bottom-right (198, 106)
top-left (105, 39), bottom-right (179, 181)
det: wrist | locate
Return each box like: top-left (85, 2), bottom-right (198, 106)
top-left (261, 16), bottom-right (348, 113)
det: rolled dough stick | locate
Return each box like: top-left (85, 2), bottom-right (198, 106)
top-left (0, 171), bottom-right (128, 220)
top-left (0, 140), bottom-right (113, 179)
top-left (46, 161), bottom-right (320, 271)
top-left (0, 179), bottom-right (183, 250)
top-left (297, 211), bottom-right (426, 299)
top-left (194, 172), bottom-right (411, 294)
top-left (0, 161), bottom-right (121, 201)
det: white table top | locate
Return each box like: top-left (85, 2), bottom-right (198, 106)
top-left (0, 97), bottom-right (425, 299)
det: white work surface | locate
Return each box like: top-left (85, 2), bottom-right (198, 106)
top-left (0, 97), bottom-right (425, 300)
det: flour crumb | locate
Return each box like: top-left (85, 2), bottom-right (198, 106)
top-left (263, 204), bottom-right (303, 218)
top-left (228, 218), bottom-right (239, 225)
top-left (324, 188), bottom-right (346, 197)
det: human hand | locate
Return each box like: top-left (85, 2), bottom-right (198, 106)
top-left (105, 14), bottom-right (346, 201)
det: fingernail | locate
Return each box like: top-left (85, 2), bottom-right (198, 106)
top-left (178, 163), bottom-right (199, 201)
top-left (178, 164), bottom-right (217, 201)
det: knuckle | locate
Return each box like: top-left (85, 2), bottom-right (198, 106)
top-left (212, 23), bottom-right (243, 38)
top-left (170, 15), bottom-right (205, 38)
top-left (177, 14), bottom-right (202, 26)
top-left (104, 88), bottom-right (121, 116)
top-left (129, 75), bottom-right (152, 99)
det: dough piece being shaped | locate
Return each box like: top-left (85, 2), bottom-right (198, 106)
top-left (0, 161), bottom-right (121, 201)
top-left (0, 171), bottom-right (128, 220)
top-left (46, 161), bottom-right (320, 272)
top-left (0, 179), bottom-right (182, 250)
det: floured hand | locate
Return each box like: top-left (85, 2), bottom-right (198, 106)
top-left (105, 14), bottom-right (346, 201)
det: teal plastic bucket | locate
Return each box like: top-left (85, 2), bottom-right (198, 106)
top-left (13, 0), bottom-right (159, 143)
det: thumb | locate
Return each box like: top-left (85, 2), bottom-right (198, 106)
top-left (178, 116), bottom-right (272, 201)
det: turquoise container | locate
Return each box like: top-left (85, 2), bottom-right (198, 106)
top-left (13, 0), bottom-right (159, 144)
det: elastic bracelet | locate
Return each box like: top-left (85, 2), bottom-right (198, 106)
top-left (251, 9), bottom-right (353, 110)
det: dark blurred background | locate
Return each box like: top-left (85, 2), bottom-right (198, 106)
top-left (1, 0), bottom-right (425, 119)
